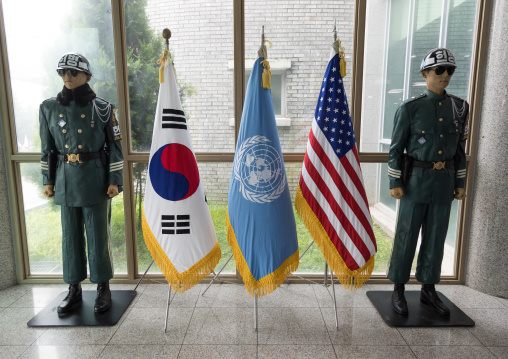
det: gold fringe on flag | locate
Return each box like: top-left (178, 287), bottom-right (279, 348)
top-left (142, 209), bottom-right (221, 293)
top-left (294, 185), bottom-right (374, 290)
top-left (226, 209), bottom-right (299, 298)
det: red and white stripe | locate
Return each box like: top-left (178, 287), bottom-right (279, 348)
top-left (299, 120), bottom-right (376, 270)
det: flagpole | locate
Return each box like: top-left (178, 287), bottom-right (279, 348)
top-left (254, 290), bottom-right (258, 331)
top-left (333, 18), bottom-right (337, 41)
top-left (134, 260), bottom-right (154, 291)
top-left (164, 283), bottom-right (172, 332)
top-left (330, 265), bottom-right (339, 330)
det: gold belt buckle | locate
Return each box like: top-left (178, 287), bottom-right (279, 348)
top-left (432, 161), bottom-right (446, 170)
top-left (67, 154), bottom-right (82, 163)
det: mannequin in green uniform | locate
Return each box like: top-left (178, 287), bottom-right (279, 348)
top-left (40, 53), bottom-right (123, 314)
top-left (387, 48), bottom-right (468, 316)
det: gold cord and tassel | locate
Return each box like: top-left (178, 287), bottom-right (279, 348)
top-left (157, 49), bottom-right (170, 83)
top-left (335, 39), bottom-right (347, 78)
top-left (261, 39), bottom-right (272, 89)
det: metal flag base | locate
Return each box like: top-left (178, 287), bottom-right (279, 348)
top-left (286, 240), bottom-right (339, 330)
top-left (201, 253), bottom-right (243, 297)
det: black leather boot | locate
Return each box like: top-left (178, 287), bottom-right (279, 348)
top-left (57, 283), bottom-right (82, 314)
top-left (94, 282), bottom-right (111, 313)
top-left (421, 284), bottom-right (450, 316)
top-left (392, 283), bottom-right (408, 315)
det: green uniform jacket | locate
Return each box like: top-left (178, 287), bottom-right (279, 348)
top-left (388, 89), bottom-right (468, 204)
top-left (40, 97), bottom-right (123, 207)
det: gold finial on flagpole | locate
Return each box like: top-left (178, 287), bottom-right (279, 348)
top-left (259, 26), bottom-right (272, 89)
top-left (162, 28), bottom-right (171, 50)
top-left (158, 28), bottom-right (172, 83)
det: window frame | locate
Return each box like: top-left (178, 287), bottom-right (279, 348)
top-left (0, 0), bottom-right (492, 284)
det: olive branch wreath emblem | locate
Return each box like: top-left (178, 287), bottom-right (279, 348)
top-left (234, 135), bottom-right (286, 204)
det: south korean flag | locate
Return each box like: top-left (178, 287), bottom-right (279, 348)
top-left (142, 53), bottom-right (221, 293)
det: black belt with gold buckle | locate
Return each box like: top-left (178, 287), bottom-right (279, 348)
top-left (413, 159), bottom-right (454, 170)
top-left (57, 152), bottom-right (101, 164)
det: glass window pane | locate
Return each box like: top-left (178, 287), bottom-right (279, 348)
top-left (111, 195), bottom-right (127, 275)
top-left (408, 0), bottom-right (443, 99)
top-left (445, 0), bottom-right (478, 99)
top-left (126, 0), bottom-right (235, 152)
top-left (134, 162), bottom-right (236, 275)
top-left (21, 163), bottom-right (63, 274)
top-left (361, 0), bottom-right (478, 152)
top-left (2, 0), bottom-right (118, 153)
top-left (245, 0), bottom-right (355, 152)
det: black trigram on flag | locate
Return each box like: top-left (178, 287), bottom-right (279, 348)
top-left (162, 109), bottom-right (187, 130)
top-left (161, 214), bottom-right (190, 235)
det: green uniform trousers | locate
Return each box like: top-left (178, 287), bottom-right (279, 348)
top-left (387, 197), bottom-right (452, 284)
top-left (61, 200), bottom-right (114, 284)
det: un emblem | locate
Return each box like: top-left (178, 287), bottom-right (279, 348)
top-left (234, 135), bottom-right (286, 203)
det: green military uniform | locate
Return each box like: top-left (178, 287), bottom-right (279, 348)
top-left (387, 89), bottom-right (468, 284)
top-left (40, 92), bottom-right (123, 284)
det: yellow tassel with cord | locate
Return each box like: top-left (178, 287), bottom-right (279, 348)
top-left (333, 38), bottom-right (347, 78)
top-left (261, 39), bottom-right (273, 89)
top-left (157, 49), bottom-right (170, 83)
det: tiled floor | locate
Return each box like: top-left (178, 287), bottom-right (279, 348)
top-left (0, 283), bottom-right (507, 358)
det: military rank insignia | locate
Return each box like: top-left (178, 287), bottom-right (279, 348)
top-left (418, 136), bottom-right (427, 145)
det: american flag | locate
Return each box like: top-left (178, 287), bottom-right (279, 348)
top-left (295, 53), bottom-right (377, 288)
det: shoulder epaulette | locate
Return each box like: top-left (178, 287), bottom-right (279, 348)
top-left (448, 93), bottom-right (466, 102)
top-left (94, 97), bottom-right (115, 107)
top-left (402, 93), bottom-right (426, 105)
top-left (41, 97), bottom-right (57, 105)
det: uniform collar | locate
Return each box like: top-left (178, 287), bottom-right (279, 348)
top-left (424, 88), bottom-right (448, 101)
top-left (56, 83), bottom-right (96, 107)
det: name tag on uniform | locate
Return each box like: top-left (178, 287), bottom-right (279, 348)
top-left (418, 136), bottom-right (427, 145)
top-left (58, 119), bottom-right (66, 127)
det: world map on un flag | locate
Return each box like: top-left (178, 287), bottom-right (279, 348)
top-left (149, 143), bottom-right (200, 201)
top-left (234, 136), bottom-right (286, 203)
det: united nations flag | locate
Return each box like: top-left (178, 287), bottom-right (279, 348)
top-left (227, 53), bottom-right (299, 298)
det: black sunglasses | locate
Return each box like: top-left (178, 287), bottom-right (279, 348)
top-left (433, 66), bottom-right (455, 76)
top-left (57, 69), bottom-right (79, 77)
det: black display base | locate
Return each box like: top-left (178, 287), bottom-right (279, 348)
top-left (27, 290), bottom-right (137, 327)
top-left (366, 291), bottom-right (475, 327)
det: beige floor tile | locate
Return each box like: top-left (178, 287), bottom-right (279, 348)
top-left (109, 307), bottom-right (193, 345)
top-left (183, 307), bottom-right (257, 345)
top-left (19, 344), bottom-right (105, 359)
top-left (333, 345), bottom-right (416, 359)
top-left (322, 307), bottom-right (407, 346)
top-left (397, 327), bottom-right (481, 346)
top-left (411, 345), bottom-right (496, 359)
top-left (257, 307), bottom-right (330, 345)
top-left (99, 344), bottom-right (180, 358)
top-left (179, 344), bottom-right (257, 359)
top-left (258, 344), bottom-right (336, 359)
